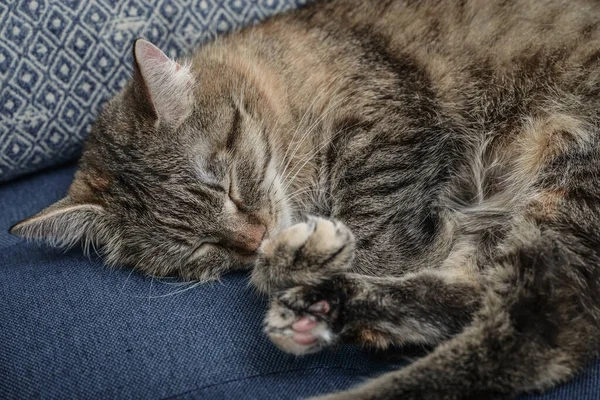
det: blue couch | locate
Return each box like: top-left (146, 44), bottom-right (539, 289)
top-left (2, 0), bottom-right (600, 398)
top-left (1, 163), bottom-right (600, 399)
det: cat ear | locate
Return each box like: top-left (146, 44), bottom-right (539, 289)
top-left (10, 197), bottom-right (105, 249)
top-left (132, 39), bottom-right (194, 125)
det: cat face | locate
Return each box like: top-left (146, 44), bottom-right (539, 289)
top-left (11, 40), bottom-right (291, 281)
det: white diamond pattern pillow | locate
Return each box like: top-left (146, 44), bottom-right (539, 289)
top-left (0, 0), bottom-right (307, 182)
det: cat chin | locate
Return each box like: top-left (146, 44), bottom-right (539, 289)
top-left (230, 251), bottom-right (261, 268)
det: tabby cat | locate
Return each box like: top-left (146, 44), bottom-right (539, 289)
top-left (11, 0), bottom-right (600, 398)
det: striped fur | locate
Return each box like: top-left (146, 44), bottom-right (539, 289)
top-left (11, 0), bottom-right (600, 398)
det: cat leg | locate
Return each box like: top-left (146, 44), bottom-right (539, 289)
top-left (266, 226), bottom-right (600, 399)
top-left (254, 215), bottom-right (480, 354)
top-left (291, 196), bottom-right (600, 399)
top-left (264, 271), bottom-right (481, 355)
top-left (310, 261), bottom-right (599, 399)
top-left (250, 216), bottom-right (356, 294)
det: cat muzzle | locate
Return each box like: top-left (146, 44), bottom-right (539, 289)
top-left (228, 224), bottom-right (267, 254)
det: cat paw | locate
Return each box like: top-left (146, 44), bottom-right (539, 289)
top-left (251, 217), bottom-right (355, 293)
top-left (264, 285), bottom-right (342, 355)
top-left (261, 216), bottom-right (355, 272)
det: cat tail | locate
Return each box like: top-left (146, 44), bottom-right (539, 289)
top-left (322, 238), bottom-right (600, 400)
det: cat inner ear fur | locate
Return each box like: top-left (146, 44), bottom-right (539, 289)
top-left (132, 39), bottom-right (195, 125)
top-left (10, 197), bottom-right (105, 250)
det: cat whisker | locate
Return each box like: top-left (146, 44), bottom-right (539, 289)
top-left (144, 280), bottom-right (203, 299)
top-left (282, 187), bottom-right (336, 210)
top-left (282, 110), bottom-right (363, 194)
top-left (265, 78), bottom-right (344, 196)
top-left (276, 77), bottom-right (342, 189)
top-left (119, 267), bottom-right (138, 296)
top-left (280, 95), bottom-right (348, 190)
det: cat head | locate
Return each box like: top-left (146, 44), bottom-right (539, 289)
top-left (10, 39), bottom-right (293, 281)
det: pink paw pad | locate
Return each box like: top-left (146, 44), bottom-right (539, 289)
top-left (293, 331), bottom-right (319, 345)
top-left (290, 300), bottom-right (331, 346)
top-left (292, 318), bottom-right (318, 345)
top-left (292, 317), bottom-right (317, 332)
top-left (309, 300), bottom-right (330, 314)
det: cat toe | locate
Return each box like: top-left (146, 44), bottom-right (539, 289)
top-left (260, 216), bottom-right (354, 271)
top-left (259, 220), bottom-right (314, 260)
top-left (308, 300), bottom-right (331, 314)
top-left (251, 217), bottom-right (355, 293)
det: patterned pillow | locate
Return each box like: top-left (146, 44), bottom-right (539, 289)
top-left (0, 0), bottom-right (307, 182)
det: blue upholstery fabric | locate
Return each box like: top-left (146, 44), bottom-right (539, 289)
top-left (0, 0), bottom-right (307, 182)
top-left (1, 165), bottom-right (600, 398)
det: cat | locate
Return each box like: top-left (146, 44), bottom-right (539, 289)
top-left (10, 0), bottom-right (600, 398)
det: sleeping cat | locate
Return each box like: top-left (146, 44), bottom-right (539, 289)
top-left (11, 0), bottom-right (600, 398)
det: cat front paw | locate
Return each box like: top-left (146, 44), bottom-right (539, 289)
top-left (264, 284), bottom-right (342, 355)
top-left (251, 217), bottom-right (355, 293)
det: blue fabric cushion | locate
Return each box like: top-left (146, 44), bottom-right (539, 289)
top-left (0, 0), bottom-right (307, 182)
top-left (1, 165), bottom-right (600, 398)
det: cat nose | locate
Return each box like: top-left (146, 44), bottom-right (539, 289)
top-left (230, 223), bottom-right (267, 253)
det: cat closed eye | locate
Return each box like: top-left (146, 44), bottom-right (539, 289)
top-left (228, 176), bottom-right (247, 211)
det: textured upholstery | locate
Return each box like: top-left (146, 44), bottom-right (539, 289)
top-left (1, 164), bottom-right (600, 398)
top-left (2, 0), bottom-right (600, 397)
top-left (0, 0), bottom-right (307, 182)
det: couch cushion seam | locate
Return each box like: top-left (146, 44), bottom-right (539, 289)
top-left (160, 366), bottom-right (370, 400)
